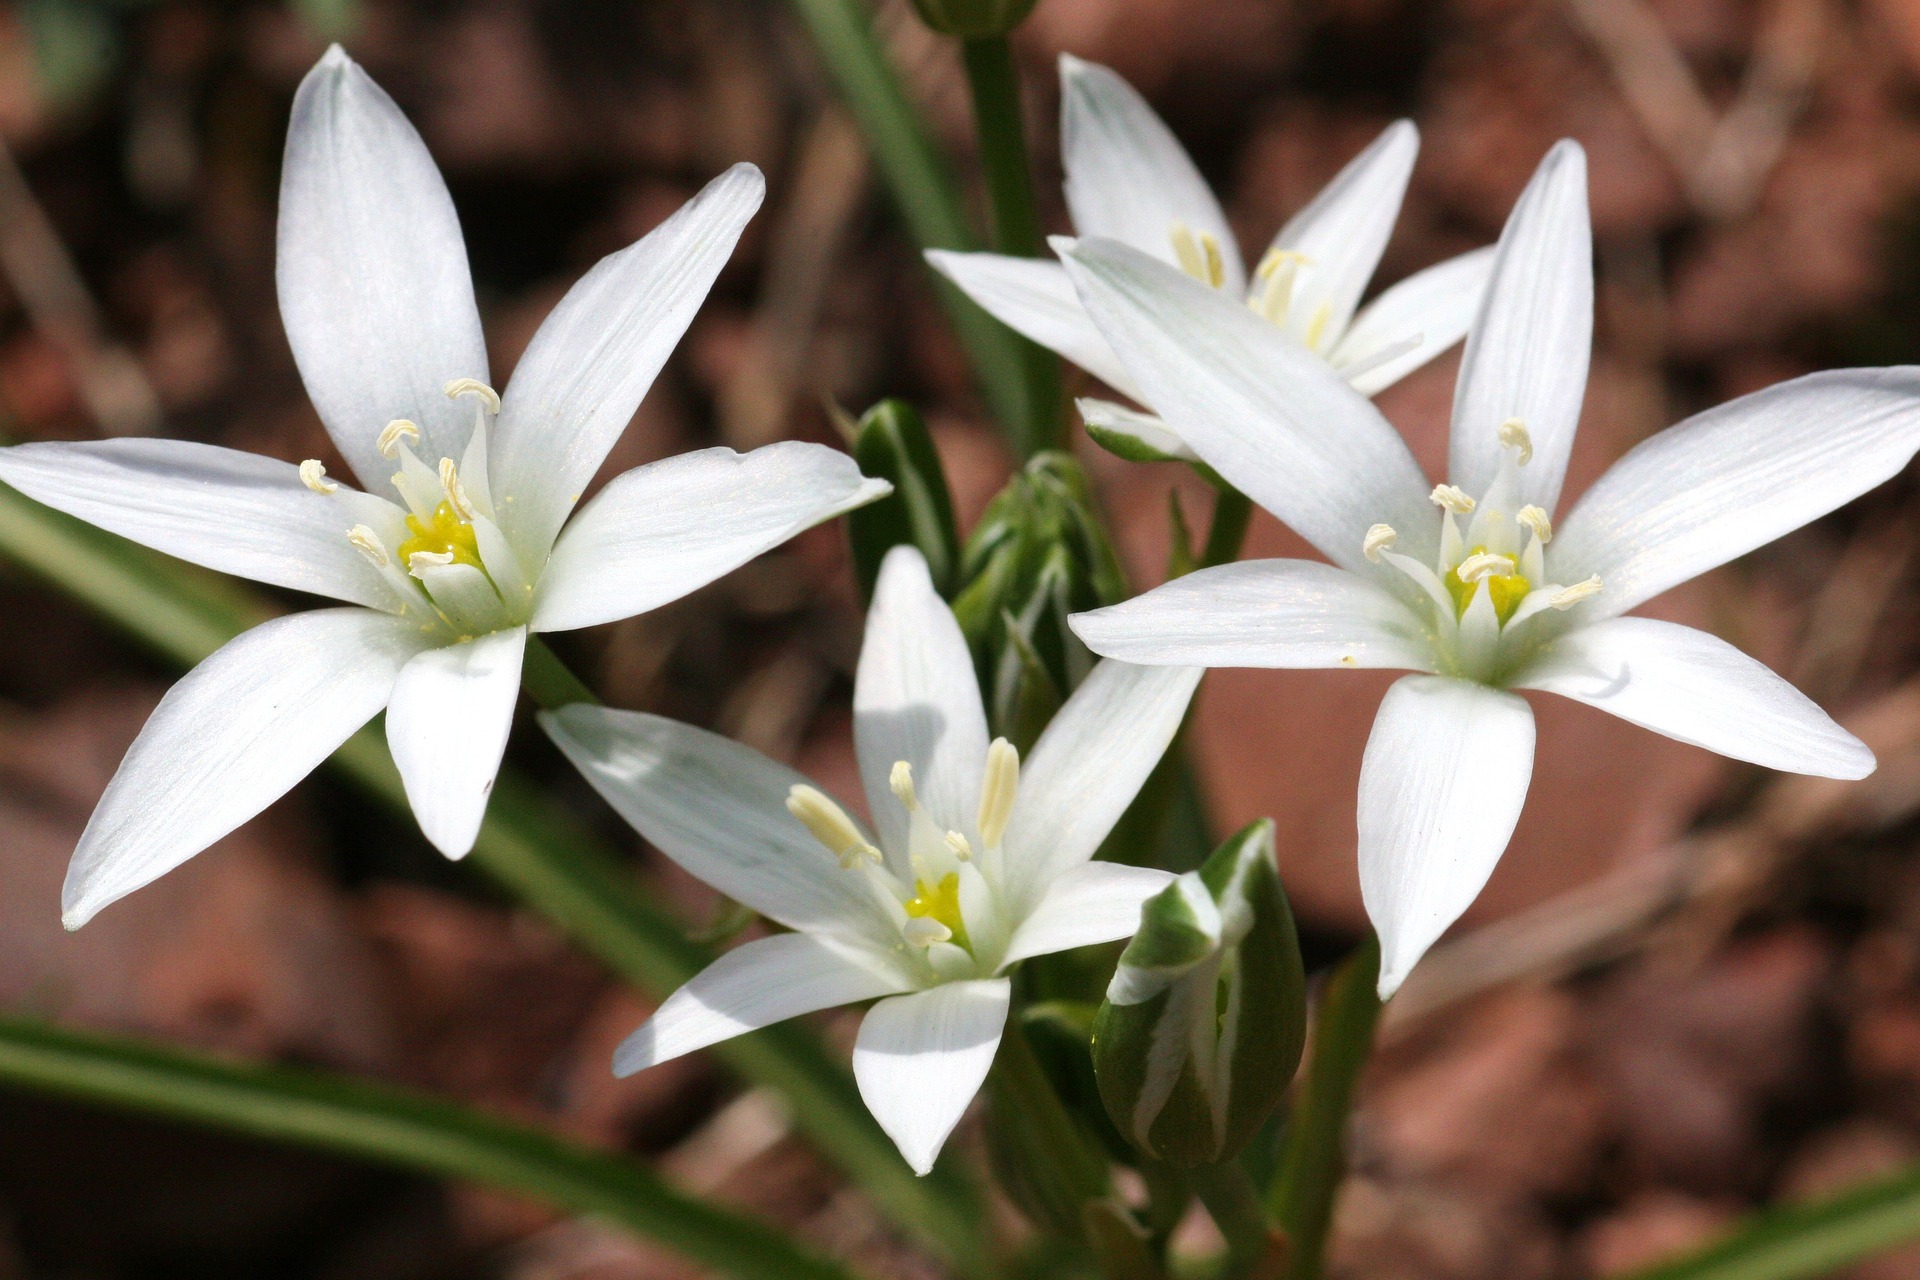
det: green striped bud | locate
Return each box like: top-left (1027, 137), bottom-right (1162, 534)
top-left (907, 0), bottom-right (1039, 37)
top-left (1091, 819), bottom-right (1306, 1167)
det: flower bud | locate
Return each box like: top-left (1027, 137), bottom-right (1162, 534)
top-left (907, 0), bottom-right (1039, 37)
top-left (844, 399), bottom-right (962, 601)
top-left (1092, 819), bottom-right (1306, 1167)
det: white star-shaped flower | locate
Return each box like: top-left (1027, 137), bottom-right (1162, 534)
top-left (0, 47), bottom-right (889, 927)
top-left (542, 546), bottom-right (1200, 1174)
top-left (1060, 139), bottom-right (1920, 996)
top-left (927, 54), bottom-right (1495, 461)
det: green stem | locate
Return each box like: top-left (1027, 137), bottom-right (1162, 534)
top-left (0, 1018), bottom-right (854, 1280)
top-left (523, 634), bottom-right (599, 708)
top-left (0, 481), bottom-right (992, 1275)
top-left (786, 0), bottom-right (1040, 448)
top-left (1200, 486), bottom-right (1254, 570)
top-left (986, 1011), bottom-right (1109, 1242)
top-left (1266, 936), bottom-right (1383, 1280)
top-left (1193, 1162), bottom-right (1279, 1279)
top-left (1620, 1159), bottom-right (1920, 1280)
top-left (958, 34), bottom-right (1061, 454)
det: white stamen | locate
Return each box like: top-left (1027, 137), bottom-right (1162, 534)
top-left (903, 918), bottom-right (953, 948)
top-left (438, 458), bottom-right (476, 522)
top-left (298, 459), bottom-right (338, 494)
top-left (1251, 248), bottom-right (1308, 323)
top-left (1335, 333), bottom-right (1422, 384)
top-left (1170, 221), bottom-right (1225, 289)
top-left (1363, 523), bottom-right (1398, 564)
top-left (1457, 551), bottom-right (1517, 584)
top-left (346, 525), bottom-right (388, 567)
top-left (889, 760), bottom-right (916, 811)
top-left (1431, 484), bottom-right (1476, 515)
top-left (977, 738), bottom-right (1020, 848)
top-left (787, 784), bottom-right (881, 869)
top-left (1517, 505), bottom-right (1553, 545)
top-left (1550, 575), bottom-right (1603, 609)
top-left (945, 831), bottom-right (973, 862)
top-left (1499, 417), bottom-right (1533, 465)
top-left (376, 419), bottom-right (420, 458)
top-left (443, 378), bottom-right (501, 414)
top-left (407, 549), bottom-right (454, 579)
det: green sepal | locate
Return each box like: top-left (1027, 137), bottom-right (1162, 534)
top-left (845, 399), bottom-right (962, 602)
top-left (906, 0), bottom-right (1038, 37)
top-left (1091, 820), bottom-right (1306, 1168)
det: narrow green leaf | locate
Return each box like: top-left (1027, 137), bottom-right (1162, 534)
top-left (1621, 1162), bottom-right (1920, 1280)
top-left (846, 398), bottom-right (962, 600)
top-left (0, 1017), bottom-right (853, 1280)
top-left (0, 480), bottom-right (993, 1274)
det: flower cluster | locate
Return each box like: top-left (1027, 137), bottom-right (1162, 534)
top-left (9, 45), bottom-right (1919, 1187)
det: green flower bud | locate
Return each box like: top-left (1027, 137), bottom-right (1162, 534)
top-left (907, 0), bottom-right (1039, 38)
top-left (843, 399), bottom-right (962, 601)
top-left (1091, 819), bottom-right (1307, 1167)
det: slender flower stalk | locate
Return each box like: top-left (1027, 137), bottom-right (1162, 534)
top-left (928, 55), bottom-right (1496, 461)
top-left (1061, 139), bottom-right (1920, 996)
top-left (0, 47), bottom-right (888, 928)
top-left (542, 546), bottom-right (1199, 1174)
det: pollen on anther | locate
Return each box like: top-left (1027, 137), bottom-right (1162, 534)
top-left (347, 524), bottom-right (388, 567)
top-left (444, 378), bottom-right (501, 414)
top-left (1363, 523), bottom-right (1397, 564)
top-left (889, 760), bottom-right (916, 811)
top-left (903, 917), bottom-right (952, 948)
top-left (299, 459), bottom-right (338, 494)
top-left (407, 549), bottom-right (455, 579)
top-left (977, 739), bottom-right (1020, 848)
top-left (1517, 505), bottom-right (1553, 545)
top-left (1550, 575), bottom-right (1603, 609)
top-left (1430, 484), bottom-right (1476, 515)
top-left (377, 419), bottom-right (421, 458)
top-left (439, 458), bottom-right (476, 521)
top-left (1499, 418), bottom-right (1534, 465)
top-left (945, 831), bottom-right (973, 862)
top-left (1457, 551), bottom-right (1517, 584)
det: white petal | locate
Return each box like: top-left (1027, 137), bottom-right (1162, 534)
top-left (62, 608), bottom-right (425, 928)
top-left (1069, 559), bottom-right (1436, 671)
top-left (1003, 660), bottom-right (1202, 906)
top-left (493, 165), bottom-right (765, 561)
top-left (1059, 55), bottom-right (1243, 288)
top-left (1264, 120), bottom-right (1419, 349)
top-left (1515, 616), bottom-right (1873, 779)
top-left (1447, 140), bottom-right (1592, 513)
top-left (1000, 861), bottom-right (1177, 968)
top-left (277, 46), bottom-right (488, 488)
top-left (1550, 366), bottom-right (1920, 618)
top-left (854, 547), bottom-right (990, 859)
top-left (1061, 237), bottom-right (1435, 570)
top-left (853, 979), bottom-right (1011, 1176)
top-left (384, 626), bottom-right (526, 859)
top-left (538, 705), bottom-right (890, 946)
top-left (0, 438), bottom-right (406, 610)
top-left (1333, 246), bottom-right (1496, 397)
top-left (925, 252), bottom-right (1143, 400)
top-left (1358, 675), bottom-right (1535, 998)
top-left (1077, 398), bottom-right (1196, 462)
top-left (532, 443), bottom-right (888, 632)
top-left (614, 932), bottom-right (912, 1076)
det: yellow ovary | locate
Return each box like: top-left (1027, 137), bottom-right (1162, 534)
top-left (397, 502), bottom-right (483, 570)
top-left (1444, 544), bottom-right (1531, 624)
top-left (906, 872), bottom-right (970, 951)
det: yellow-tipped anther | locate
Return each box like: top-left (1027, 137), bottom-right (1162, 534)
top-left (299, 459), bottom-right (338, 494)
top-left (977, 738), bottom-right (1020, 847)
top-left (1363, 523), bottom-right (1398, 564)
top-left (377, 419), bottom-right (421, 458)
top-left (787, 784), bottom-right (881, 869)
top-left (1457, 551), bottom-right (1517, 584)
top-left (1517, 505), bottom-right (1552, 545)
top-left (889, 760), bottom-right (917, 811)
top-left (1499, 417), bottom-right (1533, 465)
top-left (439, 458), bottom-right (476, 522)
top-left (1550, 575), bottom-right (1603, 610)
top-left (444, 378), bottom-right (501, 413)
top-left (945, 831), bottom-right (973, 862)
top-left (347, 524), bottom-right (388, 567)
top-left (1170, 221), bottom-right (1226, 289)
top-left (1430, 484), bottom-right (1476, 515)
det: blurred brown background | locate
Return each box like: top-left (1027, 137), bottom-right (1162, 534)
top-left (4, 0), bottom-right (1920, 1275)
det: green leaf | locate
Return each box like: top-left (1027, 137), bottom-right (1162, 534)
top-left (1619, 1161), bottom-right (1920, 1280)
top-left (0, 480), bottom-right (993, 1275)
top-left (1091, 821), bottom-right (1306, 1168)
top-left (0, 1017), bottom-right (854, 1280)
top-left (846, 398), bottom-right (962, 600)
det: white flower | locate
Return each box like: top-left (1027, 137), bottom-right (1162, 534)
top-left (542, 546), bottom-right (1200, 1174)
top-left (1059, 139), bottom-right (1920, 997)
top-left (0, 47), bottom-right (889, 928)
top-left (926, 54), bottom-right (1495, 462)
